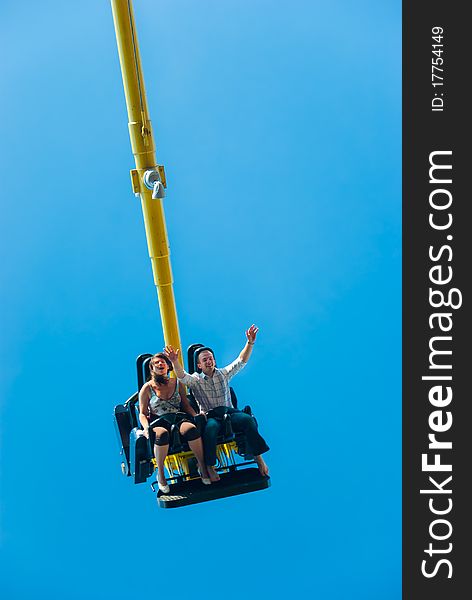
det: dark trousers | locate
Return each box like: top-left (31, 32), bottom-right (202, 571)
top-left (203, 407), bottom-right (269, 466)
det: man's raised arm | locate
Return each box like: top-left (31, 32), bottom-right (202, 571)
top-left (239, 324), bottom-right (259, 364)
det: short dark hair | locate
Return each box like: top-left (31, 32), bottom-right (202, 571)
top-left (195, 346), bottom-right (215, 364)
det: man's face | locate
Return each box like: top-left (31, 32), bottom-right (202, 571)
top-left (151, 357), bottom-right (169, 376)
top-left (197, 350), bottom-right (215, 375)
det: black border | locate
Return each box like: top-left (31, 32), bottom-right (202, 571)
top-left (403, 2), bottom-right (470, 597)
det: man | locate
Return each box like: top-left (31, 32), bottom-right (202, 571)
top-left (165, 325), bottom-right (269, 481)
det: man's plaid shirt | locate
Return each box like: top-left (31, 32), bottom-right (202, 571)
top-left (178, 358), bottom-right (246, 413)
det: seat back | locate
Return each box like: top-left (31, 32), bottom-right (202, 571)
top-left (114, 391), bottom-right (141, 478)
top-left (136, 353), bottom-right (152, 389)
top-left (187, 344), bottom-right (204, 374)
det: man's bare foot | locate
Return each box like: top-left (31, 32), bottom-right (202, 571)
top-left (255, 455), bottom-right (269, 476)
top-left (207, 465), bottom-right (220, 482)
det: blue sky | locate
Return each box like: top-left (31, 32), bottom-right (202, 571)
top-left (0, 1), bottom-right (400, 598)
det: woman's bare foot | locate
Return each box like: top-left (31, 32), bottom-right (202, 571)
top-left (197, 464), bottom-right (209, 478)
top-left (255, 455), bottom-right (269, 476)
top-left (207, 465), bottom-right (220, 482)
top-left (157, 473), bottom-right (170, 493)
top-left (197, 464), bottom-right (211, 485)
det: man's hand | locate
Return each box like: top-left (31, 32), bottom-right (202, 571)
top-left (246, 324), bottom-right (259, 344)
top-left (164, 345), bottom-right (180, 363)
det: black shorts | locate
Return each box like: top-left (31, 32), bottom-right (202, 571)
top-left (148, 412), bottom-right (193, 432)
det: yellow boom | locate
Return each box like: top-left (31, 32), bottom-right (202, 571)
top-left (110, 0), bottom-right (182, 357)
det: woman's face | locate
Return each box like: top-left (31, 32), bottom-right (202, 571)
top-left (151, 357), bottom-right (169, 377)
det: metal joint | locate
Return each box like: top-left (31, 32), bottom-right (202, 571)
top-left (143, 168), bottom-right (166, 199)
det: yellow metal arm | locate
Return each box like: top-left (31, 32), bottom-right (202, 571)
top-left (111, 0), bottom-right (182, 356)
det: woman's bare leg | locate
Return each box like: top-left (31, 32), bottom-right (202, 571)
top-left (153, 426), bottom-right (169, 485)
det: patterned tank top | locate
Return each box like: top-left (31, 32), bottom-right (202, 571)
top-left (148, 381), bottom-right (181, 417)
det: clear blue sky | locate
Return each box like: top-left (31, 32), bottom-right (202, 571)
top-left (0, 1), bottom-right (400, 598)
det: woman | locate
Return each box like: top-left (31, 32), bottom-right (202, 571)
top-left (139, 352), bottom-right (211, 493)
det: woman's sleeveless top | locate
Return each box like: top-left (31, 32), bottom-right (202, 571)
top-left (148, 382), bottom-right (181, 417)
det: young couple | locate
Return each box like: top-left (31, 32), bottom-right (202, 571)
top-left (138, 325), bottom-right (269, 493)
